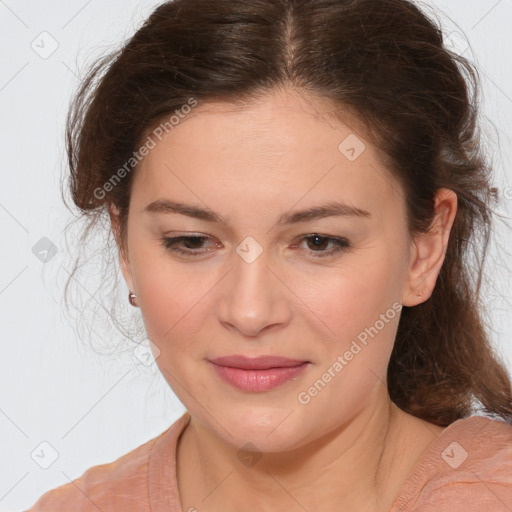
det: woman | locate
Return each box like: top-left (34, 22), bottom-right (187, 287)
top-left (26, 0), bottom-right (512, 510)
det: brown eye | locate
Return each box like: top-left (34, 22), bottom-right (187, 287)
top-left (298, 234), bottom-right (351, 258)
top-left (160, 235), bottom-right (212, 256)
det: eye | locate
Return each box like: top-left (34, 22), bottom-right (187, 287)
top-left (294, 234), bottom-right (352, 258)
top-left (160, 233), bottom-right (352, 259)
top-left (160, 234), bottom-right (215, 257)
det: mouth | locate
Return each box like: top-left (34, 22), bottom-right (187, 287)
top-left (208, 355), bottom-right (310, 392)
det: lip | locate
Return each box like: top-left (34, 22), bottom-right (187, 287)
top-left (208, 355), bottom-right (310, 392)
top-left (209, 355), bottom-right (309, 370)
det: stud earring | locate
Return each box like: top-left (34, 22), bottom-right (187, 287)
top-left (416, 288), bottom-right (428, 297)
top-left (128, 291), bottom-right (138, 307)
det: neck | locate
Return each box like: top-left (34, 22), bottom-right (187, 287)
top-left (176, 392), bottom-right (440, 512)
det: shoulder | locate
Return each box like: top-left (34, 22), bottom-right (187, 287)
top-left (393, 416), bottom-right (512, 511)
top-left (437, 415), bottom-right (512, 478)
top-left (23, 422), bottom-right (177, 512)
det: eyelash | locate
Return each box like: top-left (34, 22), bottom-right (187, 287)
top-left (159, 234), bottom-right (352, 259)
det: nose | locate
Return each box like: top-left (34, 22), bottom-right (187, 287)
top-left (216, 243), bottom-right (291, 338)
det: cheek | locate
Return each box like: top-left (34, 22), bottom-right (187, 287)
top-left (131, 249), bottom-right (216, 359)
top-left (292, 264), bottom-right (402, 420)
top-left (138, 278), bottom-right (203, 346)
top-left (294, 252), bottom-right (402, 345)
top-left (135, 266), bottom-right (211, 392)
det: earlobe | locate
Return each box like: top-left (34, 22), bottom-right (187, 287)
top-left (118, 250), bottom-right (134, 294)
top-left (108, 203), bottom-right (135, 293)
top-left (402, 188), bottom-right (458, 307)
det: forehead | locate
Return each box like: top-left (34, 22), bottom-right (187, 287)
top-left (131, 88), bottom-right (405, 227)
top-left (144, 88), bottom-right (368, 161)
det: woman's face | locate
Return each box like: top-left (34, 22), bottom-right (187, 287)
top-left (118, 87), bottom-right (426, 451)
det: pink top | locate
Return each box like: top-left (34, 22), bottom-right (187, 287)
top-left (25, 412), bottom-right (512, 511)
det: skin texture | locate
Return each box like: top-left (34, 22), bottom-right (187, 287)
top-left (111, 86), bottom-right (457, 511)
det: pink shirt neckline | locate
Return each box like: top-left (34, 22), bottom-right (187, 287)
top-left (147, 411), bottom-right (495, 511)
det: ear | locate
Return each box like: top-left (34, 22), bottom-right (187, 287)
top-left (109, 204), bottom-right (135, 293)
top-left (402, 188), bottom-right (458, 307)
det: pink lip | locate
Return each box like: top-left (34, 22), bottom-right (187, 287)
top-left (209, 355), bottom-right (310, 392)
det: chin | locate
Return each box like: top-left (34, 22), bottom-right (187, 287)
top-left (217, 407), bottom-right (307, 451)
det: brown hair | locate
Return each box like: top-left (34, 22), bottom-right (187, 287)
top-left (63, 0), bottom-right (512, 426)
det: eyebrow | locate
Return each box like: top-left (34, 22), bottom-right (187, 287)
top-left (144, 199), bottom-right (371, 225)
